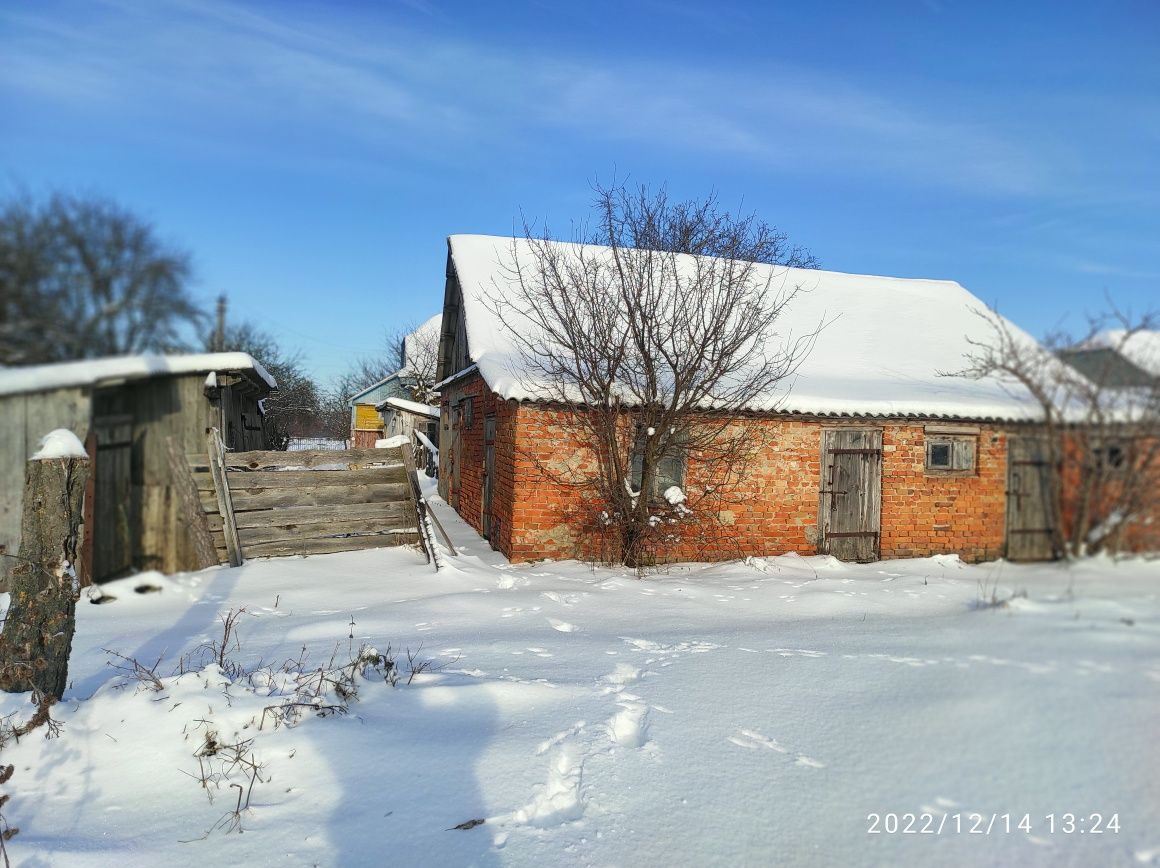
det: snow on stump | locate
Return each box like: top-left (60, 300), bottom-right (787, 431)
top-left (0, 429), bottom-right (89, 699)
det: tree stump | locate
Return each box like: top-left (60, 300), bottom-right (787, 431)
top-left (0, 453), bottom-right (89, 699)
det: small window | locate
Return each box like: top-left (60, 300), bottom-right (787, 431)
top-left (1092, 441), bottom-right (1129, 474)
top-left (629, 432), bottom-right (685, 497)
top-left (925, 435), bottom-right (975, 474)
top-left (463, 397), bottom-right (475, 429)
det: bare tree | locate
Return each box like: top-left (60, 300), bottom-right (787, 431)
top-left (491, 182), bottom-right (818, 567)
top-left (315, 319), bottom-right (442, 444)
top-left (207, 322), bottom-right (320, 450)
top-left (0, 191), bottom-right (201, 365)
top-left (951, 303), bottom-right (1160, 557)
top-left (399, 322), bottom-right (441, 404)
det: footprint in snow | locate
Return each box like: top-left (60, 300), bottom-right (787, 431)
top-left (548, 618), bottom-right (579, 633)
top-left (608, 701), bottom-right (650, 748)
top-left (1133, 845), bottom-right (1160, 864)
top-left (728, 729), bottom-right (786, 753)
top-left (602, 663), bottom-right (643, 687)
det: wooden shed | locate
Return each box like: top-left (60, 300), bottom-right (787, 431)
top-left (0, 353), bottom-right (276, 586)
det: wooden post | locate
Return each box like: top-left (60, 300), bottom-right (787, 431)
top-left (401, 446), bottom-right (432, 565)
top-left (0, 433), bottom-right (90, 699)
top-left (80, 429), bottom-right (97, 586)
top-left (207, 428), bottom-right (243, 567)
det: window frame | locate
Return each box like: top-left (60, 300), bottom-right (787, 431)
top-left (628, 431), bottom-right (686, 500)
top-left (924, 433), bottom-right (977, 477)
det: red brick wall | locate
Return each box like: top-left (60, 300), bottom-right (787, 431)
top-left (1059, 433), bottom-right (1160, 554)
top-left (439, 373), bottom-right (519, 555)
top-left (441, 374), bottom-right (1014, 563)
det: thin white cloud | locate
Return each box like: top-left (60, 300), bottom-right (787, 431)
top-left (0, 0), bottom-right (1074, 195)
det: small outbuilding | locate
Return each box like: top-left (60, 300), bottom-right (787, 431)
top-left (0, 353), bottom-right (276, 585)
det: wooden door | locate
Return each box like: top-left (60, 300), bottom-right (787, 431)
top-left (483, 415), bottom-right (496, 542)
top-left (819, 429), bottom-right (883, 562)
top-left (92, 414), bottom-right (133, 580)
top-left (1005, 437), bottom-right (1058, 561)
top-left (448, 410), bottom-right (463, 510)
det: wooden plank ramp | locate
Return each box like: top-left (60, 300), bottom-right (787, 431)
top-left (193, 436), bottom-right (425, 565)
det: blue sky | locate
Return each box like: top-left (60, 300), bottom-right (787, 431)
top-left (3, 0), bottom-right (1158, 382)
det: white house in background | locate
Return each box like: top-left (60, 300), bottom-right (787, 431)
top-left (348, 313), bottom-right (442, 447)
top-left (1059, 330), bottom-right (1160, 389)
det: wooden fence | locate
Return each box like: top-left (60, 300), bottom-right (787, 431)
top-left (187, 432), bottom-right (424, 565)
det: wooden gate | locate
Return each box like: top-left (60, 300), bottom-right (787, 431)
top-left (1005, 436), bottom-right (1059, 561)
top-left (190, 439), bottom-right (422, 563)
top-left (92, 414), bottom-right (133, 580)
top-left (819, 429), bottom-right (883, 562)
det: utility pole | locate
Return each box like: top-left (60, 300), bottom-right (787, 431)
top-left (214, 294), bottom-right (227, 352)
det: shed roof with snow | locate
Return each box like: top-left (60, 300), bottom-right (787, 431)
top-left (375, 396), bottom-right (440, 418)
top-left (1089, 330), bottom-right (1160, 378)
top-left (0, 352), bottom-right (277, 398)
top-left (439, 234), bottom-right (1045, 421)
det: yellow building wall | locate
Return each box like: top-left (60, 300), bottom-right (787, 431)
top-left (354, 403), bottom-right (382, 430)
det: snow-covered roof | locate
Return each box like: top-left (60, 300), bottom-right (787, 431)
top-left (1087, 330), bottom-right (1160, 378)
top-left (0, 352), bottom-right (277, 398)
top-left (375, 396), bottom-right (440, 418)
top-left (446, 234), bottom-right (1047, 421)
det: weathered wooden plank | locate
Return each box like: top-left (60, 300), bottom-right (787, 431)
top-left (401, 445), bottom-right (431, 565)
top-left (237, 513), bottom-right (417, 546)
top-left (207, 429), bottom-right (243, 566)
top-left (195, 466), bottom-right (405, 491)
top-left (232, 501), bottom-right (409, 529)
top-left (167, 436), bottom-right (218, 570)
top-left (226, 482), bottom-right (410, 512)
top-left (215, 446), bottom-right (406, 471)
top-left (226, 466), bottom-right (406, 490)
top-left (243, 531), bottom-right (420, 559)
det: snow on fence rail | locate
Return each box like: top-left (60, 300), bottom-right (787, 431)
top-left (186, 432), bottom-right (426, 563)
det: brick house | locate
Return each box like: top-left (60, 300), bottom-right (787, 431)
top-left (434, 234), bottom-right (1060, 564)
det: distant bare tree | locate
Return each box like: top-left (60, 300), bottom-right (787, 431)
top-left (400, 324), bottom-right (441, 404)
top-left (951, 303), bottom-right (1160, 556)
top-left (0, 191), bottom-right (200, 364)
top-left (207, 322), bottom-right (320, 451)
top-left (491, 182), bottom-right (819, 567)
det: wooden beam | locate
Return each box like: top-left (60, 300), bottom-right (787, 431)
top-left (401, 446), bottom-right (432, 565)
top-left (220, 482), bottom-right (410, 512)
top-left (237, 513), bottom-right (417, 546)
top-left (207, 428), bottom-right (243, 567)
top-left (212, 446), bottom-right (407, 471)
top-left (242, 531), bottom-right (419, 559)
top-left (225, 466), bottom-right (406, 490)
top-left (232, 501), bottom-right (409, 529)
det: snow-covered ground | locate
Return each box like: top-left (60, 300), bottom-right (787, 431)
top-left (1, 487), bottom-right (1157, 867)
